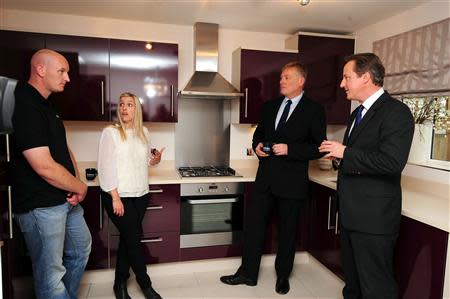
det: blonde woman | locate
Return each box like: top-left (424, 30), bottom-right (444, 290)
top-left (98, 92), bottom-right (164, 299)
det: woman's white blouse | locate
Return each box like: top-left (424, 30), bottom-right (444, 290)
top-left (98, 126), bottom-right (151, 198)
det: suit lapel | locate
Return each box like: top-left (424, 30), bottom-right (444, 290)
top-left (271, 98), bottom-right (284, 133)
top-left (347, 92), bottom-right (389, 145)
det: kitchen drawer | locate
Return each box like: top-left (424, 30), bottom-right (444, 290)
top-left (141, 231), bottom-right (180, 264)
top-left (142, 195), bottom-right (180, 233)
top-left (148, 184), bottom-right (180, 201)
top-left (110, 231), bottom-right (180, 265)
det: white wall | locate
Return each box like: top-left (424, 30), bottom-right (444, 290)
top-left (354, 1), bottom-right (450, 184)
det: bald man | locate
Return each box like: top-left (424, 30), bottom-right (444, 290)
top-left (11, 49), bottom-right (92, 299)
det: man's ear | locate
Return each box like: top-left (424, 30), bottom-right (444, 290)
top-left (299, 76), bottom-right (306, 87)
top-left (362, 72), bottom-right (371, 84)
top-left (36, 64), bottom-right (46, 78)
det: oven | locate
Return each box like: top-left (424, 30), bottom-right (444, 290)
top-left (180, 182), bottom-right (244, 248)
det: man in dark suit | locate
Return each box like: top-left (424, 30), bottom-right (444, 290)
top-left (320, 53), bottom-right (414, 298)
top-left (220, 61), bottom-right (326, 294)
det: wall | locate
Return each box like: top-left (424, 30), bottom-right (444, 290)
top-left (354, 1), bottom-right (450, 184)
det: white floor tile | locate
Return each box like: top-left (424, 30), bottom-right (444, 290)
top-left (85, 253), bottom-right (344, 299)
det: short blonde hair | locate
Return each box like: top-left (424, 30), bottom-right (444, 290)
top-left (115, 92), bottom-right (148, 144)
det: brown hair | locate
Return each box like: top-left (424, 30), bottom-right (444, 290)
top-left (344, 53), bottom-right (385, 87)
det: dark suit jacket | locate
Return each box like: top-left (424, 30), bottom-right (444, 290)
top-left (338, 92), bottom-right (414, 234)
top-left (252, 95), bottom-right (326, 199)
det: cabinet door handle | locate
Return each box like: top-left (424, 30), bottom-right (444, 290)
top-left (141, 237), bottom-right (163, 243)
top-left (8, 186), bottom-right (13, 239)
top-left (146, 205), bottom-right (163, 210)
top-left (149, 189), bottom-right (164, 193)
top-left (6, 134), bottom-right (10, 162)
top-left (244, 88), bottom-right (248, 118)
top-left (99, 193), bottom-right (103, 230)
top-left (335, 212), bottom-right (340, 235)
top-left (170, 84), bottom-right (174, 117)
top-left (101, 81), bottom-right (105, 115)
top-left (327, 195), bottom-right (335, 230)
top-left (188, 197), bottom-right (238, 204)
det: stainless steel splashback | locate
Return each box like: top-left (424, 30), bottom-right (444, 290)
top-left (175, 97), bottom-right (231, 167)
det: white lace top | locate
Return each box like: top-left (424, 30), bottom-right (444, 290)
top-left (97, 126), bottom-right (151, 198)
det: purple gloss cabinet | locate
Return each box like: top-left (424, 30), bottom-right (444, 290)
top-left (0, 30), bottom-right (46, 82)
top-left (79, 187), bottom-right (109, 270)
top-left (109, 39), bottom-right (178, 122)
top-left (297, 34), bottom-right (354, 125)
top-left (232, 48), bottom-right (299, 124)
top-left (45, 34), bottom-right (110, 121)
top-left (309, 182), bottom-right (449, 298)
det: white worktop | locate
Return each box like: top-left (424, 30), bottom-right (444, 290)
top-left (77, 160), bottom-right (449, 233)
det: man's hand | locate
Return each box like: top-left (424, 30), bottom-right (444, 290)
top-left (255, 142), bottom-right (269, 157)
top-left (273, 143), bottom-right (288, 156)
top-left (319, 140), bottom-right (346, 159)
top-left (66, 183), bottom-right (87, 206)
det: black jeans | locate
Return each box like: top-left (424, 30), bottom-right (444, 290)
top-left (101, 191), bottom-right (151, 289)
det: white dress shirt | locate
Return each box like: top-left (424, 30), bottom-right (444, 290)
top-left (98, 126), bottom-right (151, 198)
top-left (349, 88), bottom-right (384, 135)
top-left (275, 92), bottom-right (304, 129)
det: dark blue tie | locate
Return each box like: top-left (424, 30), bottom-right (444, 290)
top-left (354, 105), bottom-right (364, 127)
top-left (277, 100), bottom-right (292, 130)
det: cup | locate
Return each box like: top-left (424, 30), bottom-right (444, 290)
top-left (85, 168), bottom-right (98, 181)
top-left (262, 142), bottom-right (273, 155)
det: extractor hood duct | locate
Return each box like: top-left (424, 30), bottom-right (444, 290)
top-left (181, 23), bottom-right (243, 98)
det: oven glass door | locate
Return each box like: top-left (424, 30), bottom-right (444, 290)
top-left (180, 195), bottom-right (243, 235)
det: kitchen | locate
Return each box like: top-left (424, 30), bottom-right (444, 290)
top-left (0, 1), bottom-right (449, 298)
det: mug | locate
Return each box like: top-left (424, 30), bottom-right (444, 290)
top-left (262, 142), bottom-right (273, 155)
top-left (85, 168), bottom-right (98, 181)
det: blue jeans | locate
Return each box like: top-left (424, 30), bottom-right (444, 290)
top-left (15, 202), bottom-right (92, 299)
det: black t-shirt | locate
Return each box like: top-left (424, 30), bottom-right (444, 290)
top-left (11, 82), bottom-right (75, 213)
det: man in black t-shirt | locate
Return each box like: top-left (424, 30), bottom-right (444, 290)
top-left (11, 49), bottom-right (91, 299)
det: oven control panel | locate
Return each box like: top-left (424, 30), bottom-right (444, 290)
top-left (181, 182), bottom-right (244, 196)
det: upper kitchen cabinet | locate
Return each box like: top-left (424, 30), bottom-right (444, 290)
top-left (232, 48), bottom-right (298, 124)
top-left (45, 34), bottom-right (110, 121)
top-left (0, 30), bottom-right (46, 82)
top-left (109, 39), bottom-right (178, 122)
top-left (294, 33), bottom-right (354, 124)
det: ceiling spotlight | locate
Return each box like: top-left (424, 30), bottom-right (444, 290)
top-left (298, 0), bottom-right (310, 5)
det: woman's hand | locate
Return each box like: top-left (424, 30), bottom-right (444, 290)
top-left (150, 147), bottom-right (165, 165)
top-left (112, 197), bottom-right (125, 216)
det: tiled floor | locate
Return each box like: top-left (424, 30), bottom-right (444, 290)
top-left (78, 253), bottom-right (344, 299)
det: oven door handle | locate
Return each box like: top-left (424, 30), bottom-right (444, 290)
top-left (187, 197), bottom-right (238, 204)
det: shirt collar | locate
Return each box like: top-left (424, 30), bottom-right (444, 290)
top-left (361, 88), bottom-right (384, 111)
top-left (284, 91), bottom-right (304, 105)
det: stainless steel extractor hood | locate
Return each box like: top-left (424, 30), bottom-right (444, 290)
top-left (181, 23), bottom-right (243, 98)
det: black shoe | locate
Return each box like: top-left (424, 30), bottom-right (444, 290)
top-left (113, 281), bottom-right (131, 299)
top-left (275, 277), bottom-right (290, 295)
top-left (142, 286), bottom-right (162, 299)
top-left (220, 273), bottom-right (257, 286)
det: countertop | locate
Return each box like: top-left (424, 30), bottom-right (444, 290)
top-left (77, 161), bottom-right (449, 233)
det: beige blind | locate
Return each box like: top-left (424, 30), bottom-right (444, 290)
top-left (373, 18), bottom-right (450, 97)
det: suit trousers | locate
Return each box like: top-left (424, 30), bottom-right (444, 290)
top-left (241, 187), bottom-right (303, 281)
top-left (101, 192), bottom-right (152, 290)
top-left (341, 227), bottom-right (398, 299)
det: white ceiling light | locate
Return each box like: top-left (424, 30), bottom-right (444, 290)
top-left (298, 0), bottom-right (310, 6)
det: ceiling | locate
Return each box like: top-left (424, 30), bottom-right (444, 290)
top-left (2, 0), bottom-right (432, 35)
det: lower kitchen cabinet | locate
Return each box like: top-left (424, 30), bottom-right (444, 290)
top-left (108, 184), bottom-right (180, 266)
top-left (308, 182), bottom-right (342, 279)
top-left (80, 187), bottom-right (109, 270)
top-left (308, 182), bottom-right (449, 298)
top-left (394, 216), bottom-right (448, 299)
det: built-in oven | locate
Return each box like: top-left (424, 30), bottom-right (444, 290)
top-left (180, 182), bottom-right (244, 248)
